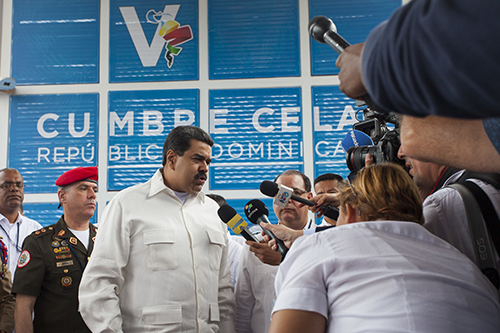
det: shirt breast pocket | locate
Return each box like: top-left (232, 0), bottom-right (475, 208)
top-left (143, 230), bottom-right (178, 271)
top-left (207, 230), bottom-right (225, 271)
top-left (54, 264), bottom-right (80, 292)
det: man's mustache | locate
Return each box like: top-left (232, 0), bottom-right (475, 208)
top-left (195, 172), bottom-right (207, 179)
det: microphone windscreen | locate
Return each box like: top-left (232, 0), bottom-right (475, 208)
top-left (308, 15), bottom-right (336, 44)
top-left (244, 199), bottom-right (269, 224)
top-left (260, 181), bottom-right (279, 197)
top-left (217, 204), bottom-right (237, 223)
top-left (341, 130), bottom-right (373, 153)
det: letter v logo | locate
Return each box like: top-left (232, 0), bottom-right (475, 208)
top-left (120, 5), bottom-right (180, 67)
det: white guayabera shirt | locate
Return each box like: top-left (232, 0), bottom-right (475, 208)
top-left (78, 169), bottom-right (235, 333)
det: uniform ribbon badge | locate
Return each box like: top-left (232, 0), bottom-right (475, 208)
top-left (0, 239), bottom-right (8, 278)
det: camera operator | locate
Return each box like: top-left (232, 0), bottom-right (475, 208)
top-left (268, 163), bottom-right (500, 333)
top-left (398, 142), bottom-right (500, 291)
top-left (346, 109), bottom-right (500, 290)
top-left (335, 0), bottom-right (500, 172)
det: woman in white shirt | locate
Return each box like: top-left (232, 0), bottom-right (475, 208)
top-left (269, 163), bottom-right (500, 333)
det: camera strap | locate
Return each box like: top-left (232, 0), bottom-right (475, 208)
top-left (455, 172), bottom-right (500, 256)
top-left (448, 182), bottom-right (500, 289)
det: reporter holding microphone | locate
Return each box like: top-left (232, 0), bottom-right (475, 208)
top-left (268, 163), bottom-right (500, 333)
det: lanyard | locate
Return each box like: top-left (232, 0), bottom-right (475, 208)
top-left (0, 222), bottom-right (21, 252)
top-left (66, 241), bottom-right (85, 271)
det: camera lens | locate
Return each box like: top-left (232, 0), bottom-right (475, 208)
top-left (346, 146), bottom-right (378, 172)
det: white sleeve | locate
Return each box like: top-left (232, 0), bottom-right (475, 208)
top-left (234, 247), bottom-right (254, 333)
top-left (217, 224), bottom-right (236, 333)
top-left (273, 235), bottom-right (329, 319)
top-left (78, 198), bottom-right (130, 333)
top-left (422, 189), bottom-right (476, 263)
top-left (227, 238), bottom-right (243, 286)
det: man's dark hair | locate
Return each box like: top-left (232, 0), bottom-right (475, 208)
top-left (274, 169), bottom-right (311, 192)
top-left (314, 173), bottom-right (344, 186)
top-left (162, 126), bottom-right (214, 166)
top-left (206, 193), bottom-right (227, 207)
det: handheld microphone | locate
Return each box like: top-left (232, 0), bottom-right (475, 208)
top-left (341, 130), bottom-right (374, 153)
top-left (217, 204), bottom-right (259, 242)
top-left (308, 15), bottom-right (350, 54)
top-left (309, 15), bottom-right (374, 108)
top-left (260, 181), bottom-right (314, 207)
top-left (260, 181), bottom-right (340, 221)
top-left (244, 199), bottom-right (288, 258)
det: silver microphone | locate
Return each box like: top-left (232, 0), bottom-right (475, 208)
top-left (309, 15), bottom-right (350, 54)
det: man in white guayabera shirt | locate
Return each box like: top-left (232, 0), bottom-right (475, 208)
top-left (79, 126), bottom-right (235, 332)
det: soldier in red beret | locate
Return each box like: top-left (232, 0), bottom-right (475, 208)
top-left (12, 166), bottom-right (98, 333)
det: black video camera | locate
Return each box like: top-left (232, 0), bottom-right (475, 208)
top-left (346, 106), bottom-right (403, 172)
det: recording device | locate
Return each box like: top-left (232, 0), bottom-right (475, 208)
top-left (244, 199), bottom-right (289, 258)
top-left (309, 17), bottom-right (401, 171)
top-left (308, 15), bottom-right (403, 172)
top-left (217, 204), bottom-right (259, 242)
top-left (345, 108), bottom-right (403, 172)
top-left (260, 181), bottom-right (339, 220)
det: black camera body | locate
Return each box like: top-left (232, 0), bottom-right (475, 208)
top-left (346, 107), bottom-right (403, 172)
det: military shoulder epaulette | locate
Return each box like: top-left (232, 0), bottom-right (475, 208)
top-left (31, 226), bottom-right (55, 238)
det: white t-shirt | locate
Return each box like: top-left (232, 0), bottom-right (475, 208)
top-left (68, 227), bottom-right (90, 249)
top-left (273, 220), bottom-right (500, 333)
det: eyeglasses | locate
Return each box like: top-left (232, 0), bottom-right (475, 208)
top-left (292, 188), bottom-right (308, 197)
top-left (0, 182), bottom-right (26, 190)
top-left (346, 171), bottom-right (358, 198)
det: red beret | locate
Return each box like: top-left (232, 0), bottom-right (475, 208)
top-left (55, 166), bottom-right (98, 186)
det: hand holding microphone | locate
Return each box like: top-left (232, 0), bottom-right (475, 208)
top-left (309, 15), bottom-right (372, 104)
top-left (260, 181), bottom-right (339, 221)
top-left (260, 223), bottom-right (303, 250)
top-left (309, 15), bottom-right (350, 54)
top-left (244, 199), bottom-right (289, 260)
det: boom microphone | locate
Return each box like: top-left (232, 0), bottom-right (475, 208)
top-left (244, 199), bottom-right (289, 258)
top-left (309, 15), bottom-right (350, 54)
top-left (260, 181), bottom-right (339, 221)
top-left (218, 204), bottom-right (259, 242)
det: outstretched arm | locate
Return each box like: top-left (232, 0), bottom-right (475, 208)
top-left (260, 223), bottom-right (303, 250)
top-left (336, 43), bottom-right (367, 100)
top-left (400, 115), bottom-right (500, 173)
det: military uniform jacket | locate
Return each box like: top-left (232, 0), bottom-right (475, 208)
top-left (0, 238), bottom-right (15, 333)
top-left (11, 216), bottom-right (97, 333)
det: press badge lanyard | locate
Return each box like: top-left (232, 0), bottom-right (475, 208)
top-left (65, 231), bottom-right (91, 271)
top-left (67, 242), bottom-right (85, 271)
top-left (0, 222), bottom-right (21, 252)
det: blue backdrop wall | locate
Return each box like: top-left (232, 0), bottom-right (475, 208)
top-left (0, 0), bottom-right (402, 227)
